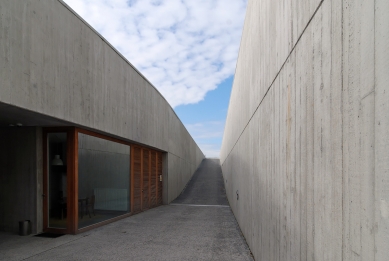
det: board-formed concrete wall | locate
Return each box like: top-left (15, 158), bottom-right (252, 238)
top-left (0, 0), bottom-right (204, 206)
top-left (220, 0), bottom-right (389, 260)
top-left (0, 127), bottom-right (42, 233)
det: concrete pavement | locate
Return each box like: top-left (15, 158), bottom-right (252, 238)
top-left (0, 159), bottom-right (253, 261)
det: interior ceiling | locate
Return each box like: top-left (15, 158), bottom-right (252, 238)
top-left (0, 102), bottom-right (71, 127)
top-left (0, 102), bottom-right (164, 153)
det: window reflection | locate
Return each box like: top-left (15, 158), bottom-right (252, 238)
top-left (78, 133), bottom-right (130, 229)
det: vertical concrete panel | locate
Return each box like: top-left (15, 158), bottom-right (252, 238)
top-left (342, 0), bottom-right (376, 259)
top-left (303, 21), bottom-right (316, 259)
top-left (273, 75), bottom-right (281, 261)
top-left (0, 1), bottom-right (12, 103)
top-left (375, 0), bottom-right (389, 259)
top-left (279, 62), bottom-right (288, 261)
top-left (240, 126), bottom-right (252, 248)
top-left (0, 128), bottom-right (38, 233)
top-left (250, 108), bottom-right (260, 259)
top-left (312, 7), bottom-right (323, 259)
top-left (295, 40), bottom-right (307, 261)
top-left (330, 0), bottom-right (343, 260)
top-left (288, 51), bottom-right (299, 261)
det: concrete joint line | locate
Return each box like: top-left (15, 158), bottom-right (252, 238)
top-left (222, 0), bottom-right (325, 164)
top-left (169, 203), bottom-right (230, 208)
top-left (20, 235), bottom-right (86, 261)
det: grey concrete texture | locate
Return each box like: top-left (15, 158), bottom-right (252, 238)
top-left (0, 0), bottom-right (204, 206)
top-left (173, 159), bottom-right (228, 206)
top-left (0, 127), bottom-right (42, 234)
top-left (0, 159), bottom-right (253, 261)
top-left (221, 0), bottom-right (389, 260)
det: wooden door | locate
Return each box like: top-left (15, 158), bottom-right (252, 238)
top-left (131, 146), bottom-right (162, 214)
top-left (157, 152), bottom-right (163, 205)
top-left (132, 147), bottom-right (142, 213)
top-left (142, 149), bottom-right (150, 210)
top-left (150, 151), bottom-right (157, 208)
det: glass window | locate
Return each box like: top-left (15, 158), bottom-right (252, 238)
top-left (78, 133), bottom-right (130, 229)
top-left (47, 133), bottom-right (68, 229)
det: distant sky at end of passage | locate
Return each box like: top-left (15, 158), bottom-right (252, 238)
top-left (63, 0), bottom-right (247, 157)
top-left (174, 76), bottom-right (233, 158)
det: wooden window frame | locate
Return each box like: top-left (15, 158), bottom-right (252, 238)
top-left (43, 127), bottom-right (164, 235)
top-left (42, 127), bottom-right (76, 235)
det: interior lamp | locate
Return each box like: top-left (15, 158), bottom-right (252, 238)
top-left (52, 155), bottom-right (63, 166)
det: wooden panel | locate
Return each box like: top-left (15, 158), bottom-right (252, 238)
top-left (150, 151), bottom-right (157, 208)
top-left (130, 148), bottom-right (134, 213)
top-left (133, 147), bottom-right (142, 213)
top-left (131, 146), bottom-right (162, 214)
top-left (157, 152), bottom-right (163, 205)
top-left (142, 149), bottom-right (150, 210)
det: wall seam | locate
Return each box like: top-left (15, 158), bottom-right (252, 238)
top-left (221, 0), bottom-right (325, 165)
top-left (372, 0), bottom-right (376, 259)
top-left (341, 0), bottom-right (344, 259)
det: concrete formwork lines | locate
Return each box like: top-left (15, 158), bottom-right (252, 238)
top-left (342, 0), bottom-right (376, 259)
top-left (296, 28), bottom-right (306, 261)
top-left (330, 0), bottom-right (343, 260)
top-left (222, 0), bottom-right (389, 259)
top-left (221, 0), bottom-right (325, 165)
top-left (0, 0), bottom-right (205, 235)
top-left (375, 0), bottom-right (389, 260)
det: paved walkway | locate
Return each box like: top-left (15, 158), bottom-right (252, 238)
top-left (0, 159), bottom-right (253, 261)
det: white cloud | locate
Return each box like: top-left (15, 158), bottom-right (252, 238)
top-left (186, 121), bottom-right (225, 157)
top-left (63, 0), bottom-right (247, 108)
top-left (199, 143), bottom-right (222, 158)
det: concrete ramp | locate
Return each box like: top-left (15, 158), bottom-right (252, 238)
top-left (172, 158), bottom-right (228, 206)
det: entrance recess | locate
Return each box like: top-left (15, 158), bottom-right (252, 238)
top-left (43, 127), bottom-right (163, 234)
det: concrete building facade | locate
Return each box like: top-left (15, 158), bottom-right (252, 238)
top-left (221, 0), bottom-right (389, 260)
top-left (0, 0), bottom-right (204, 235)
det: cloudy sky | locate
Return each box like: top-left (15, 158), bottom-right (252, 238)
top-left (63, 0), bottom-right (247, 157)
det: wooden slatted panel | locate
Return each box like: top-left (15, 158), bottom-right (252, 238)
top-left (142, 149), bottom-right (150, 210)
top-left (133, 147), bottom-right (142, 213)
top-left (150, 151), bottom-right (157, 208)
top-left (157, 152), bottom-right (163, 205)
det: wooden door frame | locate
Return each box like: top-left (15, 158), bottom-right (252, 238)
top-left (74, 128), bottom-right (133, 234)
top-left (148, 150), bottom-right (152, 208)
top-left (42, 127), bottom-right (76, 234)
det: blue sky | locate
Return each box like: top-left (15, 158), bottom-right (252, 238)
top-left (175, 76), bottom-right (233, 157)
top-left (63, 0), bottom-right (246, 157)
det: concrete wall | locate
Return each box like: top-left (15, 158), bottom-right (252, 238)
top-left (220, 0), bottom-right (389, 260)
top-left (0, 0), bottom-right (204, 215)
top-left (0, 127), bottom-right (43, 234)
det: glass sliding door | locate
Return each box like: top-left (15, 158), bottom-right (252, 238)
top-left (47, 132), bottom-right (68, 229)
top-left (77, 132), bottom-right (130, 229)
